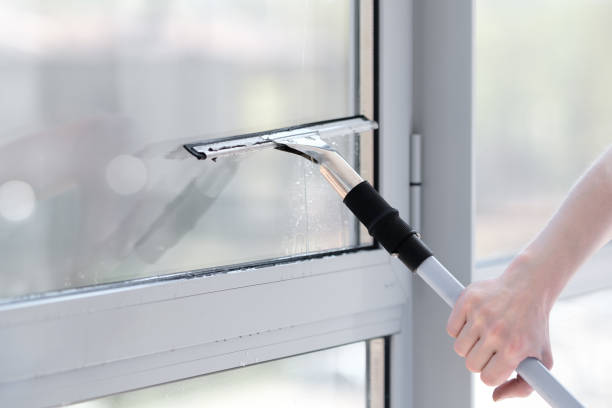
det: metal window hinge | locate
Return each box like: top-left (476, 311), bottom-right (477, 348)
top-left (410, 133), bottom-right (422, 233)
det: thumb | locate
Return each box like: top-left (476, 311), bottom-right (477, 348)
top-left (493, 376), bottom-right (533, 401)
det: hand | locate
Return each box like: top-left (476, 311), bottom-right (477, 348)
top-left (446, 253), bottom-right (554, 401)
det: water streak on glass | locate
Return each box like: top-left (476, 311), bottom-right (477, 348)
top-left (0, 1), bottom-right (371, 299)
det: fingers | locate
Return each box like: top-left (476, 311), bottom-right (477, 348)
top-left (493, 376), bottom-right (533, 401)
top-left (445, 277), bottom-right (554, 403)
top-left (453, 322), bottom-right (479, 358)
top-left (447, 289), bottom-right (469, 337)
top-left (465, 339), bottom-right (494, 373)
top-left (479, 352), bottom-right (515, 387)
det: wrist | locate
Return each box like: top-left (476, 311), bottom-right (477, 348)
top-left (501, 250), bottom-right (560, 313)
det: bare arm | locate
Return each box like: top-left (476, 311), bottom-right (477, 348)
top-left (446, 146), bottom-right (612, 401)
top-left (520, 146), bottom-right (612, 305)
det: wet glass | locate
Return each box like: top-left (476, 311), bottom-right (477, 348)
top-left (70, 341), bottom-right (366, 408)
top-left (475, 0), bottom-right (612, 261)
top-left (0, 1), bottom-right (373, 299)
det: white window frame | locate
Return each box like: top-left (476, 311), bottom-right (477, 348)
top-left (0, 2), bottom-right (475, 408)
top-left (409, 1), bottom-right (473, 407)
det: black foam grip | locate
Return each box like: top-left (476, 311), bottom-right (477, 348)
top-left (343, 181), bottom-right (433, 271)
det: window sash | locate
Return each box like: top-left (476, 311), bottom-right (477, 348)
top-left (0, 1), bottom-right (437, 407)
top-left (0, 249), bottom-right (406, 407)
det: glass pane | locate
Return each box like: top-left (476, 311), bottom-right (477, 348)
top-left (71, 342), bottom-right (366, 408)
top-left (474, 288), bottom-right (612, 407)
top-left (475, 0), bottom-right (612, 261)
top-left (0, 1), bottom-right (373, 299)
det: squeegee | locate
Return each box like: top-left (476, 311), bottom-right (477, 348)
top-left (184, 116), bottom-right (583, 408)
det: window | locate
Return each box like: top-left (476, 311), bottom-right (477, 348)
top-left (0, 0), bottom-right (374, 299)
top-left (474, 1), bottom-right (612, 406)
top-left (0, 2), bottom-right (420, 408)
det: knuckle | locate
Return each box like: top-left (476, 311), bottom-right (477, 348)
top-left (469, 306), bottom-right (493, 330)
top-left (487, 321), bottom-right (507, 343)
top-left (505, 336), bottom-right (529, 358)
top-left (470, 316), bottom-right (486, 332)
top-left (469, 320), bottom-right (482, 334)
top-left (465, 290), bottom-right (482, 306)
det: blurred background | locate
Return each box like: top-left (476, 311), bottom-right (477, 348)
top-left (474, 0), bottom-right (612, 406)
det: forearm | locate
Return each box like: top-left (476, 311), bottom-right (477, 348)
top-left (510, 146), bottom-right (612, 309)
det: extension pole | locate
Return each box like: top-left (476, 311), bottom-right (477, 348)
top-left (343, 181), bottom-right (584, 408)
top-left (415, 256), bottom-right (583, 408)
